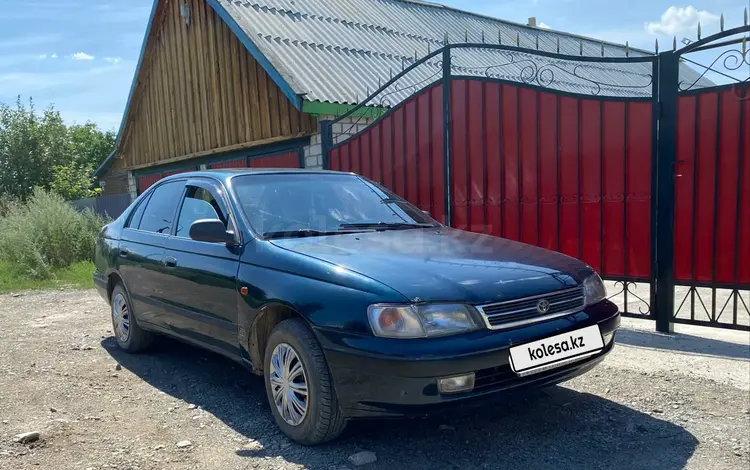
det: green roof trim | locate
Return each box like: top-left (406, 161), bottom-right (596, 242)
top-left (302, 100), bottom-right (388, 119)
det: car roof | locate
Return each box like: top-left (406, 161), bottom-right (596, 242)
top-left (160, 168), bottom-right (356, 184)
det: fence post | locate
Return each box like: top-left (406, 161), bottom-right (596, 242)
top-left (654, 51), bottom-right (678, 334)
top-left (442, 46), bottom-right (452, 226)
top-left (320, 120), bottom-right (333, 170)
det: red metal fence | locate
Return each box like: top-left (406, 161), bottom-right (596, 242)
top-left (449, 80), bottom-right (654, 280)
top-left (208, 158), bottom-right (248, 169)
top-left (673, 88), bottom-right (750, 286)
top-left (324, 28), bottom-right (750, 331)
top-left (207, 150), bottom-right (301, 170)
top-left (137, 167), bottom-right (196, 194)
top-left (329, 84), bottom-right (446, 224)
top-left (248, 151), bottom-right (300, 169)
top-left (329, 80), bottom-right (655, 280)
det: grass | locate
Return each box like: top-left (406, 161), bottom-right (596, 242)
top-left (0, 260), bottom-right (95, 294)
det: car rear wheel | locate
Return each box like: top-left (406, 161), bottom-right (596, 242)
top-left (263, 318), bottom-right (346, 445)
top-left (111, 283), bottom-right (155, 352)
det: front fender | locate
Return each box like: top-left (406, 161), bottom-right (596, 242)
top-left (235, 240), bottom-right (407, 368)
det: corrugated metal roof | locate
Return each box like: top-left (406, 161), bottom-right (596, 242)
top-left (217, 0), bottom-right (708, 103)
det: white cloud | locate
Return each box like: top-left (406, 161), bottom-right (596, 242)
top-left (645, 6), bottom-right (719, 36)
top-left (51, 53), bottom-right (58, 59)
top-left (538, 22), bottom-right (551, 29)
top-left (71, 52), bottom-right (95, 61)
top-left (39, 54), bottom-right (48, 60)
top-left (104, 57), bottom-right (123, 65)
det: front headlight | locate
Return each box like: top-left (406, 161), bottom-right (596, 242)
top-left (367, 304), bottom-right (479, 338)
top-left (583, 273), bottom-right (607, 306)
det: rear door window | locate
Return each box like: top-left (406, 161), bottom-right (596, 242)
top-left (126, 194), bottom-right (151, 229)
top-left (138, 181), bottom-right (185, 234)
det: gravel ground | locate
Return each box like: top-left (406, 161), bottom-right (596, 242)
top-left (0, 290), bottom-right (748, 470)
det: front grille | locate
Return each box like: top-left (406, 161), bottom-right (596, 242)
top-left (477, 286), bottom-right (585, 329)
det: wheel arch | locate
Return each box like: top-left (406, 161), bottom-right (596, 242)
top-left (247, 302), bottom-right (308, 375)
top-left (106, 270), bottom-right (126, 301)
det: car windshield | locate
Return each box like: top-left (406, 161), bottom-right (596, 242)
top-left (232, 173), bottom-right (439, 238)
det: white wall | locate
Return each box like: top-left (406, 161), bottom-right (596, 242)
top-left (303, 115), bottom-right (374, 169)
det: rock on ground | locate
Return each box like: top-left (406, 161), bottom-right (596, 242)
top-left (348, 451), bottom-right (377, 466)
top-left (13, 432), bottom-right (40, 444)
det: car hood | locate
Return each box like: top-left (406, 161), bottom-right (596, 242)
top-left (270, 228), bottom-right (592, 304)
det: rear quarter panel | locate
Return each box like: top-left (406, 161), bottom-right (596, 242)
top-left (94, 215), bottom-right (127, 299)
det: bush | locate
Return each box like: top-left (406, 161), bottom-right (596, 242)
top-left (0, 188), bottom-right (106, 279)
top-left (0, 195), bottom-right (17, 217)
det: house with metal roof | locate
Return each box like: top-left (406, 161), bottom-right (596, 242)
top-left (94, 0), bottom-right (706, 201)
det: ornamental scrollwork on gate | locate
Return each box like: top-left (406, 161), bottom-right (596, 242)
top-left (607, 280), bottom-right (651, 316)
top-left (338, 61), bottom-right (444, 137)
top-left (452, 53), bottom-right (654, 96)
top-left (678, 48), bottom-right (750, 97)
top-left (376, 62), bottom-right (443, 109)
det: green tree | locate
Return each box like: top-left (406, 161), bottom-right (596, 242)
top-left (0, 96), bottom-right (115, 201)
top-left (67, 122), bottom-right (116, 168)
top-left (49, 162), bottom-right (102, 200)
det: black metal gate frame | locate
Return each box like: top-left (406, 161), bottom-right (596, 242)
top-left (655, 25), bottom-right (750, 332)
top-left (321, 24), bottom-right (750, 333)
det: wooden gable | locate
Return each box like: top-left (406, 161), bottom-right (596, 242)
top-left (114, 0), bottom-right (317, 171)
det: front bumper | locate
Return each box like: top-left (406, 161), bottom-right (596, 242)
top-left (316, 300), bottom-right (620, 419)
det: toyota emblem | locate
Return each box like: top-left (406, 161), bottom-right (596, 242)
top-left (536, 299), bottom-right (551, 314)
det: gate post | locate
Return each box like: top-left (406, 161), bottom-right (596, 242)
top-left (320, 119), bottom-right (333, 170)
top-left (653, 51), bottom-right (678, 334)
top-left (442, 46), bottom-right (452, 226)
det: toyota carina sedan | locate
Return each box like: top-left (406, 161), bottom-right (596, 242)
top-left (94, 169), bottom-right (619, 445)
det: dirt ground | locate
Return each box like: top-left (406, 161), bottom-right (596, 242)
top-left (0, 290), bottom-right (748, 470)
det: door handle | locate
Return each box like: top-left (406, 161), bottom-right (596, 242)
top-left (119, 248), bottom-right (129, 258)
top-left (164, 256), bottom-right (178, 268)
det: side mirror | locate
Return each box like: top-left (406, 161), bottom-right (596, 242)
top-left (189, 219), bottom-right (236, 244)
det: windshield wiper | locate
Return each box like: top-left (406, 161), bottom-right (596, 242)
top-left (379, 198), bottom-right (406, 205)
top-left (263, 228), bottom-right (371, 239)
top-left (339, 222), bottom-right (436, 231)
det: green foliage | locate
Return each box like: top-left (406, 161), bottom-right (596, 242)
top-left (67, 122), bottom-right (116, 169)
top-left (0, 195), bottom-right (17, 217)
top-left (0, 260), bottom-right (94, 293)
top-left (0, 188), bottom-right (107, 279)
top-left (50, 162), bottom-right (102, 200)
top-left (0, 97), bottom-right (115, 201)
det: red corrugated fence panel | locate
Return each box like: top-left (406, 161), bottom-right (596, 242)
top-left (249, 151), bottom-right (299, 169)
top-left (209, 158), bottom-right (247, 169)
top-left (674, 88), bottom-right (750, 285)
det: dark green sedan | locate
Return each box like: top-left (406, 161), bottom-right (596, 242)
top-left (94, 169), bottom-right (620, 445)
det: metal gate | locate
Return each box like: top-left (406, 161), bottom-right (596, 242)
top-left (655, 25), bottom-right (750, 331)
top-left (322, 23), bottom-right (749, 332)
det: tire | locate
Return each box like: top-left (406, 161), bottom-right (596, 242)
top-left (263, 318), bottom-right (346, 445)
top-left (110, 283), bottom-right (155, 353)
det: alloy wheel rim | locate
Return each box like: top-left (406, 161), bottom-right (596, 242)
top-left (270, 343), bottom-right (309, 426)
top-left (112, 293), bottom-right (131, 342)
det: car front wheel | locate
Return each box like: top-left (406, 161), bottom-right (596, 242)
top-left (263, 318), bottom-right (346, 445)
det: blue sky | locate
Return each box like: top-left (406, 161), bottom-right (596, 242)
top-left (0, 0), bottom-right (747, 132)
